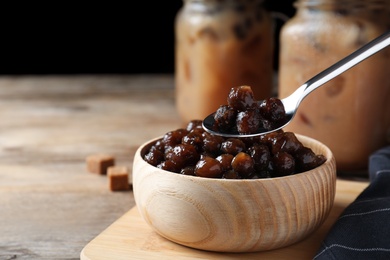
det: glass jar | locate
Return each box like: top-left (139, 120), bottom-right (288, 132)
top-left (278, 0), bottom-right (390, 175)
top-left (175, 0), bottom-right (274, 124)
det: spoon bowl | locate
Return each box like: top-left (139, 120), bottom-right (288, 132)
top-left (203, 31), bottom-right (390, 138)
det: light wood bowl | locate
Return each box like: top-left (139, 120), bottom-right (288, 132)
top-left (133, 134), bottom-right (336, 253)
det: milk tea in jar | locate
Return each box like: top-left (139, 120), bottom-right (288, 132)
top-left (175, 0), bottom-right (274, 123)
top-left (278, 0), bottom-right (390, 174)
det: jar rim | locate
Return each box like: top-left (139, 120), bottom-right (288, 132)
top-left (294, 0), bottom-right (390, 10)
top-left (184, 0), bottom-right (264, 3)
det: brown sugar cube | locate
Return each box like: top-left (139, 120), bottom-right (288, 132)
top-left (107, 166), bottom-right (130, 191)
top-left (86, 154), bottom-right (115, 175)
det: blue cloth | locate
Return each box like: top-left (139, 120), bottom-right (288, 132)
top-left (369, 146), bottom-right (390, 181)
top-left (314, 146), bottom-right (390, 260)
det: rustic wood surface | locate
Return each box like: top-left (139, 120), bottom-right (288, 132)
top-left (0, 75), bottom-right (182, 260)
top-left (0, 74), bottom-right (369, 260)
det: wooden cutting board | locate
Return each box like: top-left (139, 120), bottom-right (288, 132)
top-left (80, 179), bottom-right (368, 260)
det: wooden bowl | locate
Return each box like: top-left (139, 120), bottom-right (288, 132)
top-left (132, 134), bottom-right (336, 252)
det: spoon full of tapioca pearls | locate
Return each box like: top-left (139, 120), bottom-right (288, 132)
top-left (203, 31), bottom-right (390, 138)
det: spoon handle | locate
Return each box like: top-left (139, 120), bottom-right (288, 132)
top-left (296, 31), bottom-right (390, 104)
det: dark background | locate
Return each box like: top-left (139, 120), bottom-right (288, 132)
top-left (0, 1), bottom-right (295, 75)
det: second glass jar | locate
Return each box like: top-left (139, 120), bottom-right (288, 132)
top-left (278, 0), bottom-right (390, 174)
top-left (175, 0), bottom-right (274, 123)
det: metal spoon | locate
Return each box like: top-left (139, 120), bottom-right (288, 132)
top-left (203, 31), bottom-right (390, 138)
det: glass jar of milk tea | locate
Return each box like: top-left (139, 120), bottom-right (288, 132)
top-left (175, 0), bottom-right (274, 123)
top-left (278, 0), bottom-right (390, 175)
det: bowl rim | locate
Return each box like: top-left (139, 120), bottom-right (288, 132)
top-left (135, 133), bottom-right (335, 183)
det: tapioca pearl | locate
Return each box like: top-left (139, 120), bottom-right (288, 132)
top-left (195, 156), bottom-right (223, 178)
top-left (272, 152), bottom-right (295, 177)
top-left (186, 119), bottom-right (203, 131)
top-left (258, 129), bottom-right (284, 149)
top-left (144, 148), bottom-right (164, 167)
top-left (231, 152), bottom-right (255, 178)
top-left (236, 109), bottom-right (262, 134)
top-left (294, 147), bottom-right (326, 172)
top-left (157, 160), bottom-right (181, 173)
top-left (221, 138), bottom-right (246, 155)
top-left (247, 143), bottom-right (271, 172)
top-left (259, 97), bottom-right (286, 123)
top-left (227, 85), bottom-right (256, 111)
top-left (216, 154), bottom-right (234, 172)
top-left (153, 140), bottom-right (165, 152)
top-left (240, 136), bottom-right (261, 148)
top-left (165, 144), bottom-right (200, 169)
top-left (214, 104), bottom-right (237, 131)
top-left (182, 128), bottom-right (204, 153)
top-left (272, 131), bottom-right (304, 155)
top-left (181, 166), bottom-right (196, 176)
top-left (162, 129), bottom-right (189, 149)
top-left (202, 131), bottom-right (224, 155)
top-left (254, 170), bottom-right (271, 179)
top-left (222, 169), bottom-right (241, 179)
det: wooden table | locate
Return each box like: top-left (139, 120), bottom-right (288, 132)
top-left (0, 75), bottom-right (182, 259)
top-left (0, 75), bottom-right (369, 259)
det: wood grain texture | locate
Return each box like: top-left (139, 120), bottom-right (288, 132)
top-left (132, 135), bottom-right (337, 252)
top-left (81, 179), bottom-right (369, 260)
top-left (0, 75), bottom-right (182, 259)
